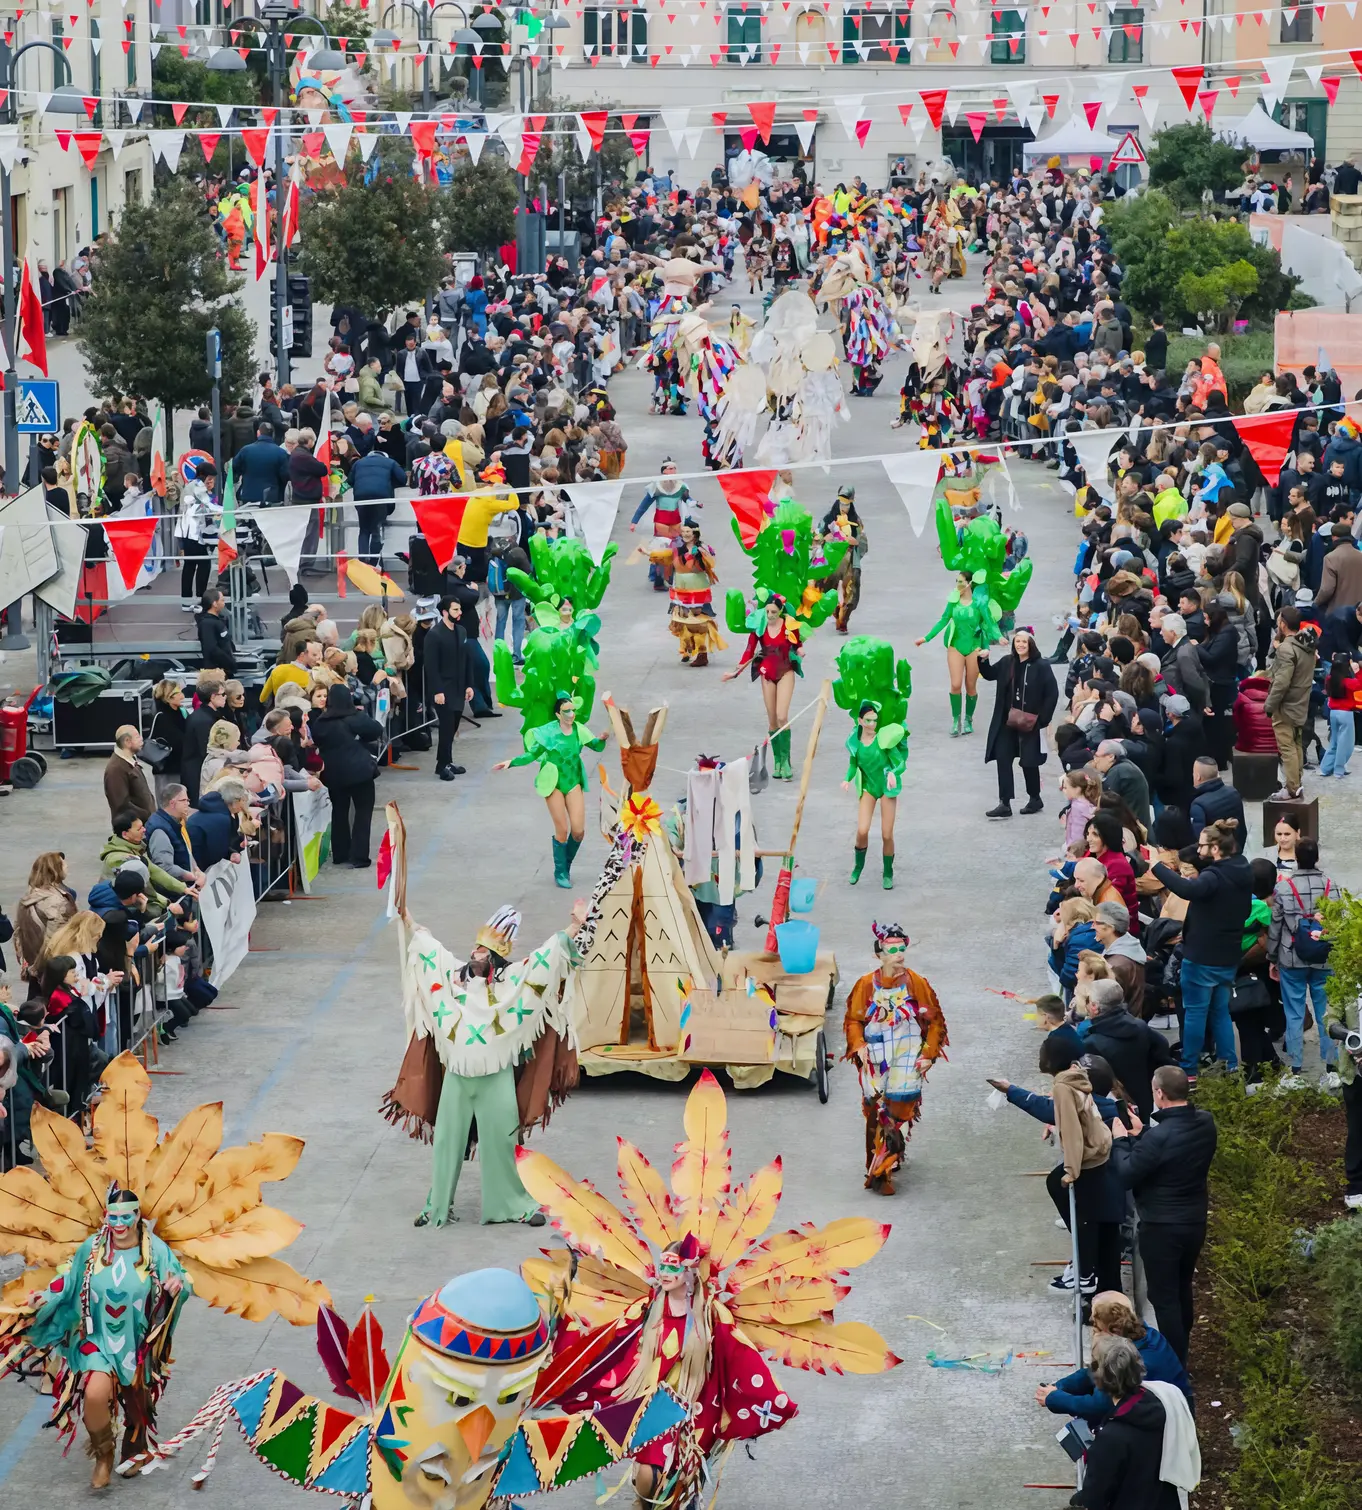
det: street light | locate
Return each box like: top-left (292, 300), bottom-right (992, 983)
top-left (207, 48), bottom-right (249, 72)
top-left (380, 1), bottom-right (471, 112)
top-left (453, 28), bottom-right (482, 105)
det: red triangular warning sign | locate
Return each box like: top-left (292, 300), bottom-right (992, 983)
top-left (1108, 131), bottom-right (1146, 166)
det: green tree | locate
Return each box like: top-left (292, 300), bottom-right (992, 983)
top-left (1146, 121), bottom-right (1249, 208)
top-left (77, 180), bottom-right (256, 438)
top-left (295, 146), bottom-right (446, 316)
top-left (535, 96), bottom-right (637, 211)
top-left (152, 51), bottom-right (261, 122)
top-left (441, 156), bottom-right (517, 255)
top-left (1177, 260), bottom-right (1259, 331)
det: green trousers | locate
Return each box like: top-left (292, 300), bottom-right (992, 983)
top-left (421, 1065), bottom-right (536, 1225)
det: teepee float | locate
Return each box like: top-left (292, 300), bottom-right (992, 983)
top-left (576, 698), bottom-right (834, 1098)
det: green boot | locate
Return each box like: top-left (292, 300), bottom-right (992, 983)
top-left (772, 728), bottom-right (793, 780)
top-left (964, 694), bottom-right (977, 735)
top-left (949, 692), bottom-right (962, 738)
top-left (850, 846), bottom-right (867, 885)
top-left (565, 835), bottom-right (582, 877)
top-left (882, 852), bottom-right (895, 890)
top-left (551, 838), bottom-right (572, 888)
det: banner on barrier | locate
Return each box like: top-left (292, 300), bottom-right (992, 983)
top-left (292, 785), bottom-right (334, 894)
top-left (199, 856), bottom-right (257, 986)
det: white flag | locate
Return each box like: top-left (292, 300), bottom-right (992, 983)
top-left (356, 130), bottom-right (380, 162)
top-left (564, 481), bottom-right (624, 565)
top-left (794, 117), bottom-right (816, 154)
top-left (323, 123), bottom-right (353, 161)
top-left (881, 451), bottom-right (943, 537)
top-left (253, 506), bottom-right (314, 587)
top-left (463, 131), bottom-right (488, 165)
top-left (1260, 53), bottom-right (1294, 112)
top-left (149, 130), bottom-right (185, 172)
top-left (833, 94), bottom-right (864, 140)
top-left (1069, 430), bottom-right (1120, 501)
top-left (661, 106), bottom-right (689, 151)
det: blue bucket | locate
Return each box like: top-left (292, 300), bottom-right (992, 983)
top-left (788, 877), bottom-right (817, 914)
top-left (775, 919), bottom-right (820, 974)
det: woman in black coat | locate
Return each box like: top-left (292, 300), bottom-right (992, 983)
top-left (1196, 603), bottom-right (1240, 770)
top-left (979, 631), bottom-right (1059, 818)
top-left (148, 680), bottom-right (187, 793)
top-left (1070, 1338), bottom-right (1183, 1510)
top-left (310, 685), bottom-right (383, 867)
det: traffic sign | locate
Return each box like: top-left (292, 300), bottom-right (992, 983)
top-left (16, 379), bottom-right (60, 434)
top-left (1108, 131), bottom-right (1146, 167)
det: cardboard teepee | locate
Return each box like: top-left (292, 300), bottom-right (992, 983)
top-left (576, 702), bottom-right (724, 1055)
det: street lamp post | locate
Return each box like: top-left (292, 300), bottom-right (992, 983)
top-left (378, 2), bottom-right (471, 114)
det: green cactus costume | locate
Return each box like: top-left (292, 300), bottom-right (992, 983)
top-left (494, 619), bottom-right (600, 736)
top-left (925, 496), bottom-right (1033, 736)
top-left (508, 720), bottom-right (608, 798)
top-left (506, 534), bottom-right (617, 629)
top-left (724, 499), bottom-right (848, 780)
top-left (833, 638), bottom-right (912, 889)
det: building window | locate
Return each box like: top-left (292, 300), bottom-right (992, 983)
top-left (1279, 5), bottom-right (1312, 42)
top-left (196, 0), bottom-right (228, 24)
top-left (1107, 8), bottom-right (1142, 63)
top-left (727, 5), bottom-right (761, 63)
top-left (794, 8), bottom-right (827, 54)
top-left (1276, 98), bottom-right (1326, 159)
top-left (125, 169), bottom-right (143, 208)
top-left (928, 4), bottom-right (957, 40)
top-left (990, 9), bottom-right (1024, 61)
top-left (841, 8), bottom-right (910, 63)
top-left (127, 25), bottom-right (138, 88)
top-left (583, 5), bottom-right (648, 58)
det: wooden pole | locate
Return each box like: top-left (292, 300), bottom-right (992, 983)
top-left (786, 679), bottom-right (832, 856)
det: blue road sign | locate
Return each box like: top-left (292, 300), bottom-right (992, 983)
top-left (16, 379), bottom-right (60, 434)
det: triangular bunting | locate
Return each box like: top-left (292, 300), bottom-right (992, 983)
top-left (102, 515), bottom-right (160, 589)
top-left (410, 494), bottom-right (469, 571)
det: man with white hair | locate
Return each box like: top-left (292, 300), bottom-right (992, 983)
top-left (1158, 613), bottom-right (1209, 714)
top-left (1092, 740), bottom-right (1152, 831)
top-left (1093, 899), bottom-right (1148, 1021)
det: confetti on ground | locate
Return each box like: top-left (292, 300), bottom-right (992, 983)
top-left (926, 1349), bottom-right (1014, 1374)
top-left (900, 1314), bottom-right (948, 1331)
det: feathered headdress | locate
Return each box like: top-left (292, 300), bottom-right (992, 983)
top-left (475, 904), bottom-right (522, 960)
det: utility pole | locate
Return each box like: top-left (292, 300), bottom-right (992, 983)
top-left (264, 0), bottom-right (292, 389)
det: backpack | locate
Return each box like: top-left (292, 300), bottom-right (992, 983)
top-left (1287, 878), bottom-right (1332, 964)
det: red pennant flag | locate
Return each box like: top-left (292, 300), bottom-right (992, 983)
top-left (1197, 89), bottom-right (1219, 120)
top-left (55, 129), bottom-right (72, 151)
top-left (1322, 75), bottom-right (1341, 105)
top-left (619, 112), bottom-right (639, 131)
top-left (712, 110), bottom-right (728, 128)
top-left (102, 517), bottom-right (160, 589)
top-left (376, 828), bottom-right (393, 892)
top-left (1236, 411), bottom-right (1299, 487)
top-left (1042, 93), bottom-right (1060, 117)
top-left (72, 131), bottom-right (102, 168)
top-left (1349, 49), bottom-right (1362, 78)
top-left (803, 107), bottom-right (817, 122)
top-left (919, 88), bottom-right (948, 129)
top-left (198, 132), bottom-right (220, 162)
top-left (171, 101), bottom-right (189, 125)
top-left (302, 130), bottom-right (324, 160)
top-left (854, 117), bottom-right (871, 147)
top-left (1081, 100), bottom-right (1101, 126)
top-left (241, 127), bottom-right (269, 166)
top-left (718, 470), bottom-right (776, 548)
top-left (18, 259), bottom-right (47, 376)
top-left (993, 97), bottom-right (1008, 121)
top-left (897, 102), bottom-right (913, 123)
top-left (627, 127), bottom-right (650, 155)
top-left (1224, 75), bottom-right (1241, 96)
top-left (738, 123), bottom-right (759, 150)
top-left (748, 100), bottom-right (776, 142)
top-left (410, 119), bottom-right (437, 156)
top-left (1171, 64), bottom-right (1203, 110)
top-left (81, 95), bottom-right (97, 119)
top-left (517, 133), bottom-right (542, 174)
top-left (965, 111), bottom-right (987, 142)
top-left (262, 106), bottom-right (279, 127)
top-left (579, 110), bottom-right (607, 150)
top-left (410, 494), bottom-right (470, 571)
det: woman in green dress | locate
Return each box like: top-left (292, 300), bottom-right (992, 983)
top-left (842, 701), bottom-right (908, 890)
top-left (494, 693), bottom-right (610, 888)
top-left (915, 570), bottom-right (1001, 738)
top-left (18, 1188), bottom-right (188, 1487)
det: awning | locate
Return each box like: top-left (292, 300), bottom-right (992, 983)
top-left (1215, 104), bottom-right (1316, 152)
top-left (1021, 115), bottom-right (1121, 161)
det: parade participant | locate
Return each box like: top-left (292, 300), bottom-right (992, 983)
top-left (519, 1072), bottom-right (900, 1510)
top-left (724, 498), bottom-right (844, 779)
top-left (389, 892), bottom-right (602, 1228)
top-left (834, 637), bottom-right (912, 889)
top-left (651, 518), bottom-right (726, 667)
top-left (630, 459), bottom-right (694, 591)
top-left (727, 304), bottom-right (756, 357)
top-left (493, 693), bottom-right (610, 887)
top-left (820, 484), bottom-right (869, 633)
top-left (0, 1055), bottom-right (326, 1487)
top-left (843, 922), bottom-right (948, 1194)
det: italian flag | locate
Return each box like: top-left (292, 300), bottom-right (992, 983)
top-left (216, 466), bottom-right (239, 575)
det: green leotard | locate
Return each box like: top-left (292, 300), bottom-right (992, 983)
top-left (921, 583), bottom-right (1001, 657)
top-left (510, 720), bottom-right (608, 796)
top-left (844, 728), bottom-right (908, 800)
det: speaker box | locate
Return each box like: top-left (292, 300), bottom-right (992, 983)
top-left (408, 534), bottom-right (443, 597)
top-left (1263, 795), bottom-right (1318, 847)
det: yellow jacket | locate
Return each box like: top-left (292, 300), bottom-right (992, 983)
top-left (458, 490), bottom-right (519, 548)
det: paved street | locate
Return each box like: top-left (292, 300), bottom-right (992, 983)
top-left (3, 272), bottom-right (1361, 1509)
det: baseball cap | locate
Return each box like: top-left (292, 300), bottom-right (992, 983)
top-left (1295, 588), bottom-right (1316, 605)
top-left (1162, 693), bottom-right (1191, 716)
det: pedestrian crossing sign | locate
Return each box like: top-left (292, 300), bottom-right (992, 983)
top-left (16, 379), bottom-right (60, 434)
top-left (1108, 132), bottom-right (1146, 167)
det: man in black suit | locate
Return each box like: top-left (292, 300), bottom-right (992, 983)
top-left (424, 597), bottom-right (472, 781)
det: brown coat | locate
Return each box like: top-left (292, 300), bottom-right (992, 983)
top-left (1053, 1063), bottom-right (1113, 1183)
top-left (14, 884), bottom-right (77, 978)
top-left (843, 965), bottom-right (948, 1062)
top-left (103, 751), bottom-right (154, 824)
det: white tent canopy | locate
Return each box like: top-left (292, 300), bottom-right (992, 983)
top-left (1022, 115), bottom-right (1122, 161)
top-left (1216, 104), bottom-right (1315, 152)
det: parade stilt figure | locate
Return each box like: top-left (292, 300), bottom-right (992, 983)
top-left (494, 693), bottom-right (610, 886)
top-left (843, 923), bottom-right (948, 1194)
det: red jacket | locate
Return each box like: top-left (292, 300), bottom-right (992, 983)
top-left (1232, 675), bottom-right (1278, 754)
top-left (1098, 847), bottom-right (1140, 935)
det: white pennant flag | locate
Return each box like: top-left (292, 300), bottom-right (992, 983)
top-left (682, 127), bottom-right (704, 158)
top-left (661, 106), bottom-right (689, 150)
top-left (484, 113), bottom-right (512, 139)
top-left (252, 507), bottom-right (314, 587)
top-left (794, 116), bottom-right (816, 153)
top-left (881, 451), bottom-right (944, 536)
top-left (0, 125), bottom-right (20, 174)
top-left (356, 130), bottom-right (380, 162)
top-left (393, 111), bottom-right (413, 135)
top-left (323, 122), bottom-right (353, 160)
top-left (1303, 64), bottom-right (1323, 88)
top-left (104, 128), bottom-right (128, 161)
top-left (564, 481), bottom-right (624, 564)
top-left (463, 130), bottom-right (488, 165)
top-left (149, 130), bottom-right (185, 172)
top-left (798, 42), bottom-right (810, 60)
top-left (945, 97), bottom-right (962, 126)
top-left (215, 103), bottom-right (234, 127)
top-left (306, 107), bottom-right (326, 127)
top-left (90, 37), bottom-right (101, 55)
top-left (1006, 80), bottom-right (1036, 114)
top-left (833, 94), bottom-right (864, 140)
top-left (1069, 429), bottom-right (1120, 501)
top-left (36, 92), bottom-right (53, 117)
top-left (499, 121), bottom-right (524, 169)
top-left (909, 116), bottom-right (927, 143)
top-left (1138, 92), bottom-right (1160, 128)
top-left (126, 97), bottom-right (145, 123)
top-left (1096, 70), bottom-right (1124, 110)
top-left (1260, 53), bottom-right (1294, 112)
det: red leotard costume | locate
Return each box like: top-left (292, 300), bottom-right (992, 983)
top-left (742, 623), bottom-right (802, 683)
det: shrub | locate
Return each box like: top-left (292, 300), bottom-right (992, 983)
top-left (1314, 1218), bottom-right (1362, 1379)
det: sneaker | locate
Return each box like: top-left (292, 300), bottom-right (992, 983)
top-left (1320, 1070), bottom-right (1342, 1093)
top-left (1048, 1263), bottom-right (1074, 1290)
top-left (181, 599), bottom-right (195, 613)
top-left (986, 802), bottom-right (1013, 819)
top-left (1345, 1193), bottom-right (1362, 1210)
top-left (1267, 788), bottom-right (1295, 802)
top-left (1276, 1072), bottom-right (1308, 1093)
top-left (1148, 1014), bottom-right (1176, 1031)
top-left (1054, 1216), bottom-right (1068, 1229)
top-left (1020, 797), bottom-right (1045, 815)
top-left (1049, 1269), bottom-right (1097, 1295)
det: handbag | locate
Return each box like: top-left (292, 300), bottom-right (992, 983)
top-left (1007, 707), bottom-right (1039, 733)
top-left (1229, 971), bottom-right (1272, 1016)
top-left (139, 737), bottom-right (176, 774)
